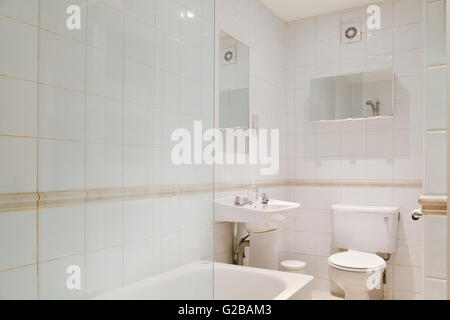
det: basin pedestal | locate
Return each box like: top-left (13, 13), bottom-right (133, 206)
top-left (248, 229), bottom-right (279, 270)
top-left (215, 197), bottom-right (300, 271)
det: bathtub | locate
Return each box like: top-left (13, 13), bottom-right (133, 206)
top-left (94, 261), bottom-right (314, 300)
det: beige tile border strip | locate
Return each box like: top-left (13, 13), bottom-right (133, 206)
top-left (286, 179), bottom-right (423, 188)
top-left (0, 179), bottom-right (423, 213)
top-left (0, 192), bottom-right (39, 213)
top-left (419, 195), bottom-right (447, 216)
top-left (39, 185), bottom-right (215, 208)
top-left (215, 179), bottom-right (423, 190)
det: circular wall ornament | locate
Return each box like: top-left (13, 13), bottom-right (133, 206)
top-left (345, 26), bottom-right (358, 40)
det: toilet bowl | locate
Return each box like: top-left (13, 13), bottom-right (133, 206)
top-left (328, 250), bottom-right (386, 300)
top-left (329, 205), bottom-right (399, 300)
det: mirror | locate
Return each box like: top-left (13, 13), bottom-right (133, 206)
top-left (219, 31), bottom-right (249, 129)
top-left (311, 69), bottom-right (393, 121)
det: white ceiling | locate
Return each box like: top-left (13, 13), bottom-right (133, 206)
top-left (261, 0), bottom-right (375, 22)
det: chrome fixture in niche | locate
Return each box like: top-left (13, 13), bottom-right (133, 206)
top-left (366, 100), bottom-right (380, 117)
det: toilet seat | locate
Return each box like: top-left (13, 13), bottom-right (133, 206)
top-left (328, 250), bottom-right (386, 272)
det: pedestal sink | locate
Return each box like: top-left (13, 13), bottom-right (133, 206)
top-left (215, 197), bottom-right (301, 270)
top-left (215, 197), bottom-right (300, 232)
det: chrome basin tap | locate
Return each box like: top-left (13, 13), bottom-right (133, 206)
top-left (261, 193), bottom-right (269, 204)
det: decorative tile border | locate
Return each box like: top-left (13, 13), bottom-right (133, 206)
top-left (285, 179), bottom-right (423, 188)
top-left (0, 192), bottom-right (39, 213)
top-left (0, 179), bottom-right (423, 213)
top-left (419, 195), bottom-right (447, 216)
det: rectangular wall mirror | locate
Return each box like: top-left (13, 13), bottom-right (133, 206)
top-left (219, 31), bottom-right (249, 129)
top-left (311, 68), bottom-right (393, 122)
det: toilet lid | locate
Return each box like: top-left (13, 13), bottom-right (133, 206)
top-left (328, 250), bottom-right (386, 270)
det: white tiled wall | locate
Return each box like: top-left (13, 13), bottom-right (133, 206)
top-left (285, 0), bottom-right (424, 181)
top-left (423, 0), bottom-right (447, 300)
top-left (280, 0), bottom-right (427, 299)
top-left (0, 0), bottom-right (215, 299)
top-left (0, 211), bottom-right (37, 271)
top-left (424, 0), bottom-right (447, 194)
top-left (0, 136), bottom-right (37, 194)
top-left (0, 77), bottom-right (37, 137)
top-left (214, 0), bottom-right (286, 184)
top-left (213, 0), bottom-right (287, 265)
top-left (425, 215), bottom-right (447, 278)
top-left (214, 0), bottom-right (431, 300)
top-left (423, 215), bottom-right (447, 299)
top-left (0, 265), bottom-right (38, 300)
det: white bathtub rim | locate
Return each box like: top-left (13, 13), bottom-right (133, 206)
top-left (93, 261), bottom-right (314, 300)
top-left (214, 262), bottom-right (314, 300)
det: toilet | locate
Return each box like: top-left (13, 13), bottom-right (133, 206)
top-left (328, 205), bottom-right (399, 300)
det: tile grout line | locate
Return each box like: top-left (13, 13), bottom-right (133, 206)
top-left (212, 0), bottom-right (217, 294)
top-left (35, 0), bottom-right (41, 300)
top-left (82, 0), bottom-right (89, 297)
top-left (121, 3), bottom-right (127, 288)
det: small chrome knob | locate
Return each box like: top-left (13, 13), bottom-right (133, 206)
top-left (412, 209), bottom-right (423, 221)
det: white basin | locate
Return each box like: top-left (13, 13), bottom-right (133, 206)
top-left (215, 197), bottom-right (300, 233)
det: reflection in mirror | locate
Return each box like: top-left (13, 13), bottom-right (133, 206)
top-left (219, 31), bottom-right (249, 129)
top-left (311, 69), bottom-right (393, 122)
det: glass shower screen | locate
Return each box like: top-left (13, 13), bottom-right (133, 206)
top-left (0, 0), bottom-right (215, 300)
